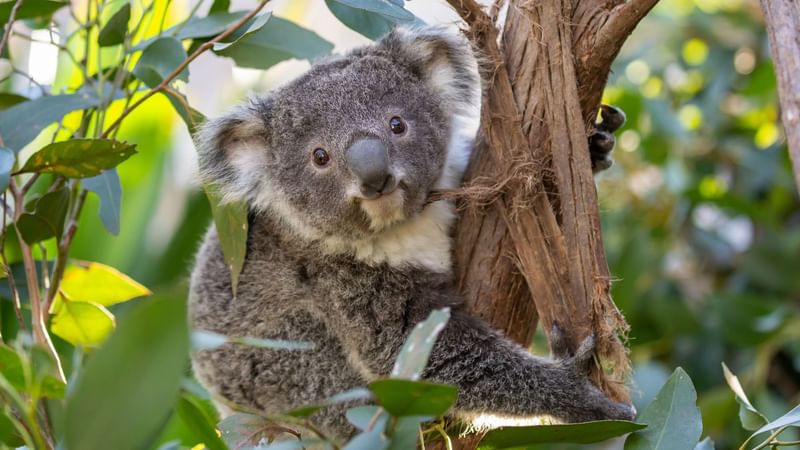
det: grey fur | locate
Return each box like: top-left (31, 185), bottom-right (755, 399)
top-left (189, 28), bottom-right (633, 439)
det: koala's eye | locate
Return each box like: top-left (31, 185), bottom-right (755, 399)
top-left (312, 148), bottom-right (330, 167)
top-left (389, 116), bottom-right (406, 135)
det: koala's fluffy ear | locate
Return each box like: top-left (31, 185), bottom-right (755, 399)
top-left (381, 28), bottom-right (482, 118)
top-left (195, 100), bottom-right (270, 204)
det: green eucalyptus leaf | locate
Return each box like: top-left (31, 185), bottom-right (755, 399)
top-left (478, 421), bottom-right (647, 449)
top-left (0, 409), bottom-right (24, 447)
top-left (97, 3), bottom-right (131, 47)
top-left (83, 169), bottom-right (122, 235)
top-left (162, 90), bottom-right (206, 135)
top-left (624, 367), bottom-right (702, 450)
top-left (175, 393), bottom-right (227, 450)
top-left (721, 363), bottom-right (767, 431)
top-left (324, 0), bottom-right (396, 40)
top-left (65, 297), bottom-right (189, 450)
top-left (694, 437), bottom-right (715, 450)
top-left (16, 187), bottom-right (69, 244)
top-left (750, 404), bottom-right (800, 437)
top-left (133, 37), bottom-right (189, 88)
top-left (213, 16), bottom-right (333, 69)
top-left (286, 388), bottom-right (371, 418)
top-left (0, 93), bottom-right (28, 111)
top-left (388, 416), bottom-right (425, 450)
top-left (209, 0), bottom-right (230, 13)
top-left (0, 0), bottom-right (67, 23)
top-left (342, 426), bottom-right (388, 450)
top-left (0, 345), bottom-right (24, 391)
top-left (191, 329), bottom-right (314, 351)
top-left (369, 379), bottom-right (456, 417)
top-left (213, 12), bottom-right (271, 51)
top-left (50, 299), bottom-right (115, 347)
top-left (18, 139), bottom-right (137, 178)
top-left (204, 185), bottom-right (248, 296)
top-left (328, 0), bottom-right (413, 20)
top-left (0, 92), bottom-right (101, 152)
top-left (345, 406), bottom-right (385, 431)
top-left (0, 147), bottom-right (15, 191)
top-left (391, 308), bottom-right (450, 380)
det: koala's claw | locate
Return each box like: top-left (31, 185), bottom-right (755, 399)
top-left (589, 104), bottom-right (626, 173)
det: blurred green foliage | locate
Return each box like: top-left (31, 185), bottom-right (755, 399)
top-left (598, 0), bottom-right (800, 448)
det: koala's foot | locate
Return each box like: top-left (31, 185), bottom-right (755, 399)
top-left (589, 105), bottom-right (626, 173)
top-left (549, 322), bottom-right (636, 422)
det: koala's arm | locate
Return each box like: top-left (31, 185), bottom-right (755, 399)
top-left (320, 294), bottom-right (632, 424)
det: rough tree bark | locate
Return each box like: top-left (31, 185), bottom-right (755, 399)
top-left (759, 0), bottom-right (800, 193)
top-left (439, 1), bottom-right (657, 445)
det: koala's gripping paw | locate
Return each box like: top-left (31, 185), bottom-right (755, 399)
top-left (549, 322), bottom-right (636, 422)
top-left (589, 105), bottom-right (626, 173)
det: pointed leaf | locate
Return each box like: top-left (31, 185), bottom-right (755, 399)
top-left (342, 426), bottom-right (388, 450)
top-left (209, 0), bottom-right (230, 13)
top-left (65, 297), bottom-right (189, 450)
top-left (83, 169), bottom-right (122, 235)
top-left (328, 0), bottom-right (413, 20)
top-left (133, 37), bottom-right (189, 88)
top-left (16, 187), bottom-right (69, 244)
top-left (721, 363), bottom-right (767, 431)
top-left (97, 3), bottom-right (131, 47)
top-left (58, 262), bottom-right (152, 307)
top-left (325, 0), bottom-right (406, 40)
top-left (478, 421), bottom-right (647, 449)
top-left (191, 329), bottom-right (313, 351)
top-left (162, 90), bottom-right (206, 135)
top-left (212, 12), bottom-right (271, 51)
top-left (213, 16), bottom-right (333, 70)
top-left (18, 138), bottom-right (137, 178)
top-left (0, 147), bottom-right (15, 191)
top-left (175, 393), bottom-right (227, 450)
top-left (0, 0), bottom-right (67, 23)
top-left (369, 379), bottom-right (456, 417)
top-left (0, 93), bottom-right (27, 111)
top-left (694, 437), bottom-right (715, 450)
top-left (50, 299), bottom-right (115, 347)
top-left (204, 185), bottom-right (248, 296)
top-left (624, 367), bottom-right (702, 450)
top-left (286, 388), bottom-right (371, 418)
top-left (391, 308), bottom-right (449, 380)
top-left (751, 404), bottom-right (800, 437)
top-left (0, 92), bottom-right (101, 152)
top-left (346, 406), bottom-right (385, 431)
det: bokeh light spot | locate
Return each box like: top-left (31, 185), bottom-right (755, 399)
top-left (734, 48), bottom-right (756, 75)
top-left (754, 122), bottom-right (780, 149)
top-left (682, 38), bottom-right (709, 65)
top-left (626, 60), bottom-right (651, 85)
top-left (678, 104), bottom-right (703, 130)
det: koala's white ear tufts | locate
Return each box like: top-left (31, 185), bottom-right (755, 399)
top-left (195, 99), bottom-right (270, 205)
top-left (382, 27), bottom-right (482, 118)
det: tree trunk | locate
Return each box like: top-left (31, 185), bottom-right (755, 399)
top-left (440, 1), bottom-right (658, 446)
top-left (759, 0), bottom-right (800, 193)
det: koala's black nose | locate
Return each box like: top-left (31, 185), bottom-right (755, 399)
top-left (346, 138), bottom-right (397, 199)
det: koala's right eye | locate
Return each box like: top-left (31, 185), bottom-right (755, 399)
top-left (312, 148), bottom-right (331, 167)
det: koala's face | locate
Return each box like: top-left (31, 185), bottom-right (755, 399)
top-left (198, 29), bottom-right (480, 241)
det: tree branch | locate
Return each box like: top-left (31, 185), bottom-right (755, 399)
top-left (759, 0), bottom-right (800, 193)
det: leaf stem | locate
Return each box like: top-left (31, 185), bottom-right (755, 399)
top-left (0, 0), bottom-right (24, 57)
top-left (9, 180), bottom-right (66, 383)
top-left (100, 0), bottom-right (270, 138)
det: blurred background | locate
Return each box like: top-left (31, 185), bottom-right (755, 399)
top-left (2, 0), bottom-right (798, 448)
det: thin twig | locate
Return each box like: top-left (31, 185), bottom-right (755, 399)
top-left (9, 180), bottom-right (65, 383)
top-left (0, 0), bottom-right (24, 56)
top-left (44, 189), bottom-right (87, 315)
top-left (101, 0), bottom-right (271, 138)
top-left (0, 192), bottom-right (26, 331)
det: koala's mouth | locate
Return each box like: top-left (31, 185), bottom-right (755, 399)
top-left (359, 188), bottom-right (406, 231)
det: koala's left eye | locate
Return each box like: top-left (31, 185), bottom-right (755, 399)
top-left (312, 148), bottom-right (330, 167)
top-left (389, 116), bottom-right (406, 135)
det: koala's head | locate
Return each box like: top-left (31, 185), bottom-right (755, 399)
top-left (197, 28), bottom-right (480, 243)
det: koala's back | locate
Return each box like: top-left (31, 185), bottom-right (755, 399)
top-left (189, 220), bottom-right (364, 432)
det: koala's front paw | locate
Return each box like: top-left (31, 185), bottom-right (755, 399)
top-left (549, 323), bottom-right (636, 422)
top-left (589, 105), bottom-right (626, 173)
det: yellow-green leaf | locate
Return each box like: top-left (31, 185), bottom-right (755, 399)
top-left (59, 262), bottom-right (152, 307)
top-left (51, 300), bottom-right (115, 347)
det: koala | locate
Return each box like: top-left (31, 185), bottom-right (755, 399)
top-left (189, 27), bottom-right (631, 439)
